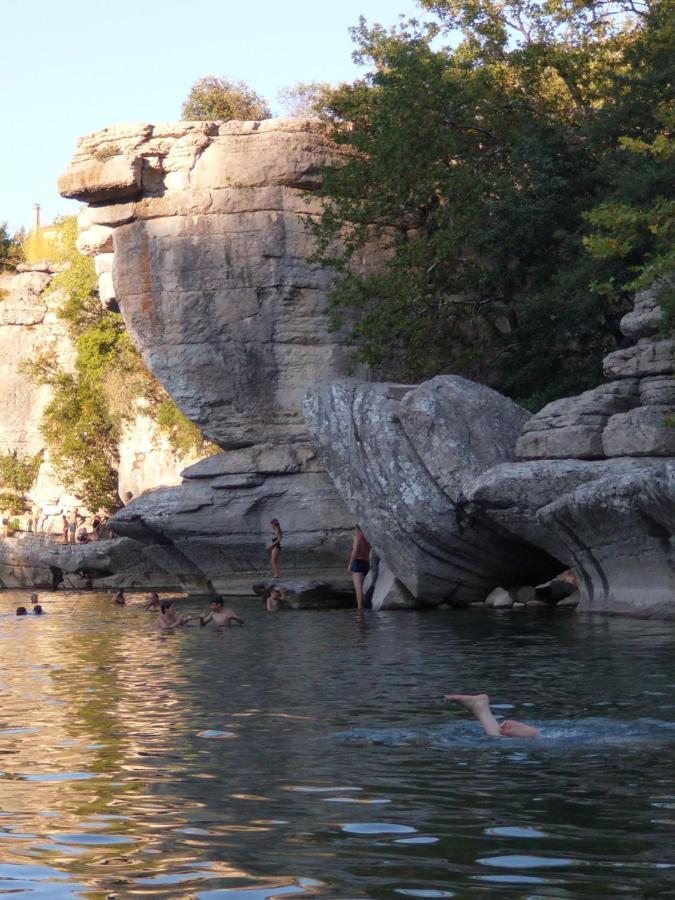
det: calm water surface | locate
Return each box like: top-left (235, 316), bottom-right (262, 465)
top-left (1, 591), bottom-right (675, 898)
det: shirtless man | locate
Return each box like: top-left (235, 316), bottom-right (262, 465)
top-left (200, 596), bottom-right (244, 627)
top-left (348, 524), bottom-right (371, 610)
top-left (157, 599), bottom-right (192, 630)
top-left (445, 693), bottom-right (540, 738)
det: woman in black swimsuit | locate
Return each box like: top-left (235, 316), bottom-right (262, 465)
top-left (266, 518), bottom-right (282, 578)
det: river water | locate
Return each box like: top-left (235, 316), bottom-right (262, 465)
top-left (1, 591), bottom-right (675, 898)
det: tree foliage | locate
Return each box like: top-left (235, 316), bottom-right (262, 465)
top-left (310, 0), bottom-right (673, 408)
top-left (23, 216), bottom-right (216, 509)
top-left (182, 75), bottom-right (272, 121)
top-left (277, 81), bottom-right (334, 117)
top-left (0, 222), bottom-right (23, 272)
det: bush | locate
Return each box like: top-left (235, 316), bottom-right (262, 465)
top-left (182, 76), bottom-right (271, 121)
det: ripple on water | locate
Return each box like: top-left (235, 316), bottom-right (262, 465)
top-left (478, 854), bottom-right (577, 869)
top-left (395, 890), bottom-right (455, 898)
top-left (485, 825), bottom-right (549, 838)
top-left (197, 729), bottom-right (238, 739)
top-left (341, 822), bottom-right (417, 835)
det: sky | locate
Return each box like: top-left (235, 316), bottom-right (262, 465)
top-left (2, 0), bottom-right (425, 233)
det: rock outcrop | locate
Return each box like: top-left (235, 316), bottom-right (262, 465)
top-left (0, 261), bottom-right (196, 549)
top-left (304, 376), bottom-right (558, 607)
top-left (466, 284), bottom-right (674, 616)
top-left (57, 119), bottom-right (359, 586)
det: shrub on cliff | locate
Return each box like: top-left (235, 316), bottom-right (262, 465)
top-left (310, 0), bottom-right (671, 408)
top-left (182, 76), bottom-right (271, 121)
top-left (0, 223), bottom-right (23, 272)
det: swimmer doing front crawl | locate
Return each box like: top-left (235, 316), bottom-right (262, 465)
top-left (445, 693), bottom-right (540, 738)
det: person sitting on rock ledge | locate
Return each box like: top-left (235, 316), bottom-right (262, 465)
top-left (535, 569), bottom-right (578, 605)
top-left (445, 693), bottom-right (540, 738)
top-left (200, 596), bottom-right (244, 627)
top-left (157, 599), bottom-right (192, 630)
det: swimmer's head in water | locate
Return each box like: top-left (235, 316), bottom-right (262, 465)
top-left (210, 597), bottom-right (225, 609)
top-left (16, 606), bottom-right (27, 616)
top-left (160, 600), bottom-right (175, 614)
top-left (30, 592), bottom-right (38, 604)
top-left (33, 605), bottom-right (43, 615)
top-left (270, 518), bottom-right (279, 526)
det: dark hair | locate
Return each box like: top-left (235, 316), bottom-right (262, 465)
top-left (160, 600), bottom-right (174, 614)
top-left (16, 606), bottom-right (27, 616)
top-left (270, 518), bottom-right (280, 526)
top-left (211, 596), bottom-right (224, 608)
top-left (33, 605), bottom-right (43, 615)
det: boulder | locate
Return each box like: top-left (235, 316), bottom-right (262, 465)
top-left (603, 339), bottom-right (674, 380)
top-left (466, 458), bottom-right (674, 617)
top-left (619, 285), bottom-right (664, 340)
top-left (485, 587), bottom-right (513, 609)
top-left (602, 406), bottom-right (675, 457)
top-left (370, 560), bottom-right (417, 611)
top-left (304, 376), bottom-right (558, 606)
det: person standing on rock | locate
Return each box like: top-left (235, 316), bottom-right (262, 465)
top-left (348, 525), bottom-right (371, 610)
top-left (266, 519), bottom-right (282, 578)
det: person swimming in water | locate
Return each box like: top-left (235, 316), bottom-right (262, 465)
top-left (200, 596), bottom-right (244, 627)
top-left (157, 599), bottom-right (192, 630)
top-left (266, 586), bottom-right (284, 612)
top-left (266, 519), bottom-right (282, 578)
top-left (111, 589), bottom-right (126, 606)
top-left (445, 693), bottom-right (540, 738)
top-left (142, 591), bottom-right (161, 611)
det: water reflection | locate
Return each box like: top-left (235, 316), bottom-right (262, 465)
top-left (1, 591), bottom-right (675, 896)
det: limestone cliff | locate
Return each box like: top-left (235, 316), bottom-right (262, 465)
top-left (0, 262), bottom-right (196, 535)
top-left (57, 118), bottom-right (358, 586)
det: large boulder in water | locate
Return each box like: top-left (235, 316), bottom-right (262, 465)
top-left (304, 376), bottom-right (558, 607)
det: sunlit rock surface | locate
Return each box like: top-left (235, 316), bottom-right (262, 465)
top-left (58, 118), bottom-right (360, 584)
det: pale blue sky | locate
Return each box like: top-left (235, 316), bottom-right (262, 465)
top-left (3, 0), bottom-right (425, 232)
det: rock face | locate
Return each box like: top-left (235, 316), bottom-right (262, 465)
top-left (0, 262), bottom-right (194, 541)
top-left (304, 376), bottom-right (558, 607)
top-left (59, 119), bottom-right (360, 447)
top-left (58, 119), bottom-right (359, 586)
top-left (467, 284), bottom-right (674, 617)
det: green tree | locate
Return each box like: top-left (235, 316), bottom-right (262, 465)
top-left (310, 0), bottom-right (671, 408)
top-left (0, 222), bottom-right (24, 272)
top-left (182, 75), bottom-right (272, 121)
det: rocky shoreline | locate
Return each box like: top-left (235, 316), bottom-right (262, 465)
top-left (3, 118), bottom-right (671, 617)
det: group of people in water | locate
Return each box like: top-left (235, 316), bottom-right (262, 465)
top-left (110, 589), bottom-right (246, 631)
top-left (15, 592), bottom-right (44, 616)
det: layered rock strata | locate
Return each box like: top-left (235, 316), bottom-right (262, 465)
top-left (58, 119), bottom-right (358, 584)
top-left (304, 376), bottom-right (558, 608)
top-left (466, 285), bottom-right (674, 616)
